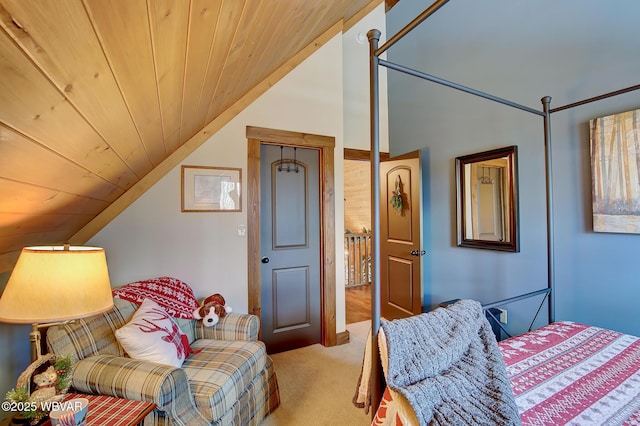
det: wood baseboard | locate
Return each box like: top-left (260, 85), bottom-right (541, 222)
top-left (336, 329), bottom-right (350, 345)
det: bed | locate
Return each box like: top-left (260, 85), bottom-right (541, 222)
top-left (365, 313), bottom-right (640, 425)
top-left (501, 320), bottom-right (640, 424)
top-left (361, 1), bottom-right (640, 423)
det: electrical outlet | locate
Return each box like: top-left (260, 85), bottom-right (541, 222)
top-left (499, 308), bottom-right (508, 324)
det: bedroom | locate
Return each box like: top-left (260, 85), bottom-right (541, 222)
top-left (1, 0), bottom-right (640, 423)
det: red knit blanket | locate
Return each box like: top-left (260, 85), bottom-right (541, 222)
top-left (112, 276), bottom-right (199, 319)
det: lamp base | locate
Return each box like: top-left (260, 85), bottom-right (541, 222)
top-left (29, 324), bottom-right (42, 362)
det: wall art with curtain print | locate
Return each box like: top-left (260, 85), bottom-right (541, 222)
top-left (590, 107), bottom-right (640, 233)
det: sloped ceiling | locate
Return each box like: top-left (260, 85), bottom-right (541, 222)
top-left (0, 0), bottom-right (382, 273)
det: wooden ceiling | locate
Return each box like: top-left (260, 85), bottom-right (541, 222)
top-left (0, 0), bottom-right (381, 273)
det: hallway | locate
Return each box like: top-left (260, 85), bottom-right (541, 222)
top-left (345, 284), bottom-right (371, 324)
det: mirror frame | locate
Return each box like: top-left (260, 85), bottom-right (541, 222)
top-left (455, 145), bottom-right (519, 252)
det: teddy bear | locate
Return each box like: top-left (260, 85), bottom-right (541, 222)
top-left (192, 293), bottom-right (232, 327)
top-left (29, 365), bottom-right (58, 404)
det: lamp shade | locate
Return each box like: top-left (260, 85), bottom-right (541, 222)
top-left (0, 246), bottom-right (114, 323)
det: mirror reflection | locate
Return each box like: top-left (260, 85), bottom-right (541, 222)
top-left (455, 146), bottom-right (519, 252)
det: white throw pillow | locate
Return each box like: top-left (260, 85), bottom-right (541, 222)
top-left (115, 298), bottom-right (189, 367)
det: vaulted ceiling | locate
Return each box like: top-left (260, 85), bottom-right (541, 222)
top-left (0, 0), bottom-right (383, 273)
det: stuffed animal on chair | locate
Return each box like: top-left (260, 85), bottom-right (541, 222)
top-left (193, 293), bottom-right (232, 327)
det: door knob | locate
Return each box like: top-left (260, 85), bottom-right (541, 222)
top-left (261, 257), bottom-right (270, 264)
top-left (410, 250), bottom-right (426, 256)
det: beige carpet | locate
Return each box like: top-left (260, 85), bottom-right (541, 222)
top-left (261, 320), bottom-right (372, 426)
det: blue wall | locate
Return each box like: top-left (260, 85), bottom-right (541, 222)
top-left (0, 271), bottom-right (31, 420)
top-left (385, 0), bottom-right (640, 336)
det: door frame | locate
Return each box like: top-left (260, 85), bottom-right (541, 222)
top-left (343, 147), bottom-right (390, 162)
top-left (246, 126), bottom-right (337, 347)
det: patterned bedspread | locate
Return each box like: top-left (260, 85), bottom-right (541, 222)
top-left (498, 321), bottom-right (640, 425)
top-left (370, 321), bottom-right (640, 425)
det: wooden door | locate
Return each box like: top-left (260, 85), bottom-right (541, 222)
top-left (380, 151), bottom-right (423, 320)
top-left (260, 144), bottom-right (321, 353)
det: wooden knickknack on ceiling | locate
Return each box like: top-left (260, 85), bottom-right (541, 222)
top-left (246, 126), bottom-right (338, 347)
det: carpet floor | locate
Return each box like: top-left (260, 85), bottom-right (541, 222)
top-left (260, 320), bottom-right (372, 426)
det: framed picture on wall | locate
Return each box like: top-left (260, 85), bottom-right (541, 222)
top-left (590, 107), bottom-right (640, 233)
top-left (181, 165), bottom-right (242, 212)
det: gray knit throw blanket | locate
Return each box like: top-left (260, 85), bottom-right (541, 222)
top-left (381, 299), bottom-right (521, 425)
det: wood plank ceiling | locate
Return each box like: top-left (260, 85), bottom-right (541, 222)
top-left (0, 0), bottom-right (380, 273)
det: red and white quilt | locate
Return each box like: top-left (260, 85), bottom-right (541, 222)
top-left (499, 321), bottom-right (640, 425)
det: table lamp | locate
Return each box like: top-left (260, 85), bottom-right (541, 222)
top-left (0, 245), bottom-right (114, 361)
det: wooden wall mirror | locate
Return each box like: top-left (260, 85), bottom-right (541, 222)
top-left (455, 145), bottom-right (519, 252)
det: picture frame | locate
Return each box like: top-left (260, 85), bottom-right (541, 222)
top-left (455, 146), bottom-right (519, 252)
top-left (181, 166), bottom-right (242, 212)
top-left (590, 108), bottom-right (640, 233)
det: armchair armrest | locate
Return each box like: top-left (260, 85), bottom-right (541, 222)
top-left (71, 355), bottom-right (208, 426)
top-left (195, 312), bottom-right (259, 341)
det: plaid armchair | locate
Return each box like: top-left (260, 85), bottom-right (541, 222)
top-left (47, 298), bottom-right (280, 425)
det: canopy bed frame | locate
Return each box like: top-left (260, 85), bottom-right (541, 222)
top-left (365, 0), bottom-right (640, 421)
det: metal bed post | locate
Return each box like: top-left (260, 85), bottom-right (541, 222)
top-left (378, 59), bottom-right (545, 117)
top-left (367, 28), bottom-right (383, 415)
top-left (375, 0), bottom-right (450, 56)
top-left (542, 96), bottom-right (556, 323)
top-left (364, 1), bottom-right (454, 414)
top-left (550, 84), bottom-right (640, 114)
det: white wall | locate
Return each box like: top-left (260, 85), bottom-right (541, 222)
top-left (343, 6), bottom-right (389, 153)
top-left (89, 4), bottom-right (387, 335)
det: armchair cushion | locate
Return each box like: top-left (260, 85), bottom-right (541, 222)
top-left (71, 355), bottom-right (208, 425)
top-left (47, 297), bottom-right (134, 362)
top-left (185, 339), bottom-right (267, 422)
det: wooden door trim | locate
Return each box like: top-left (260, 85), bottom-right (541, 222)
top-left (344, 147), bottom-right (389, 162)
top-left (247, 126), bottom-right (337, 347)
